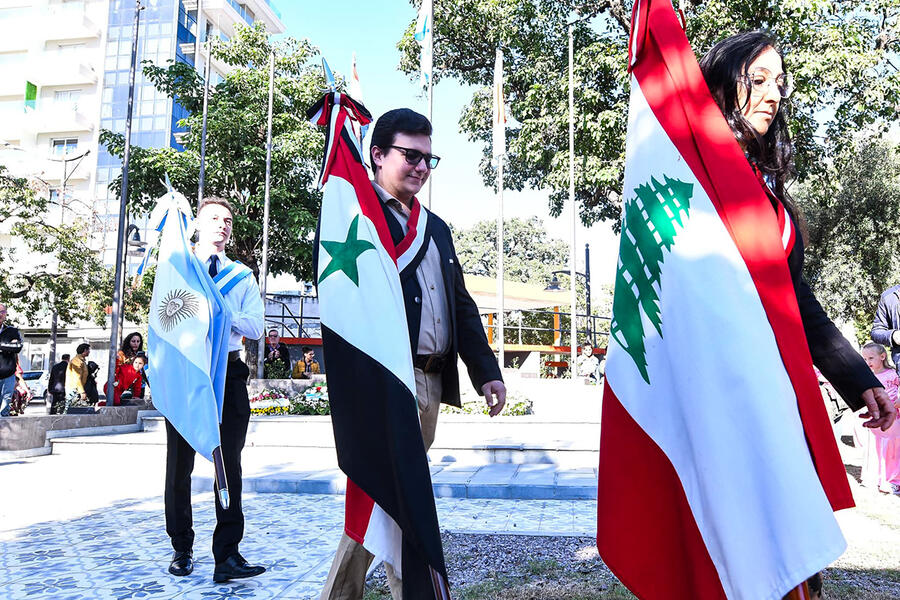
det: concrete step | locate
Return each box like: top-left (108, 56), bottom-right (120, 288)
top-left (53, 414), bottom-right (601, 467)
top-left (44, 443), bottom-right (598, 500)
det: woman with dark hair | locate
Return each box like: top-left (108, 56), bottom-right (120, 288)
top-left (118, 332), bottom-right (143, 366)
top-left (699, 31), bottom-right (894, 599)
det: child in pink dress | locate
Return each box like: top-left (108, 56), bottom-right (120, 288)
top-left (854, 342), bottom-right (900, 493)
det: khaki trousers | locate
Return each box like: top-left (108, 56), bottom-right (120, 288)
top-left (320, 368), bottom-right (442, 600)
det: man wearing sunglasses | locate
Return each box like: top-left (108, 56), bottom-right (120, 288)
top-left (319, 108), bottom-right (507, 600)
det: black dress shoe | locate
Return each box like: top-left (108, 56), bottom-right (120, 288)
top-left (168, 550), bottom-right (193, 576)
top-left (213, 554), bottom-right (266, 583)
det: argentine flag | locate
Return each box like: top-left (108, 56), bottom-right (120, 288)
top-left (147, 190), bottom-right (232, 461)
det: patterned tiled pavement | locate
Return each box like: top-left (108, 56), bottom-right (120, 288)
top-left (0, 493), bottom-right (597, 600)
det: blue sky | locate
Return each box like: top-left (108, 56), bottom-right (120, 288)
top-left (274, 1), bottom-right (618, 285)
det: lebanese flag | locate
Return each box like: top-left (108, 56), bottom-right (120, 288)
top-left (307, 91), bottom-right (449, 599)
top-left (597, 2), bottom-right (852, 599)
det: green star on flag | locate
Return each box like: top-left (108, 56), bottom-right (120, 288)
top-left (318, 215), bottom-right (376, 286)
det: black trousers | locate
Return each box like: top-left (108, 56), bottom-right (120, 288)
top-left (164, 358), bottom-right (251, 563)
top-left (49, 392), bottom-right (66, 414)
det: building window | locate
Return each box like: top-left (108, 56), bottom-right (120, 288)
top-left (51, 138), bottom-right (79, 156)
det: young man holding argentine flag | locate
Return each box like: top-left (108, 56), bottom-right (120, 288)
top-left (163, 197), bottom-right (267, 583)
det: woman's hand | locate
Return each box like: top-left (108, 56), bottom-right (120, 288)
top-left (859, 387), bottom-right (897, 431)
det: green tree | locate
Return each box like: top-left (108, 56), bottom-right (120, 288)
top-left (0, 165), bottom-right (138, 326)
top-left (398, 0), bottom-right (900, 226)
top-left (454, 216), bottom-right (569, 284)
top-left (452, 216), bottom-right (607, 345)
top-left (798, 137), bottom-right (900, 342)
top-left (100, 23), bottom-right (326, 281)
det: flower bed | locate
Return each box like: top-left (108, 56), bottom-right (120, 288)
top-left (249, 384), bottom-right (329, 416)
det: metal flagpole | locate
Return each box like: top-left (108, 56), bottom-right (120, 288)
top-left (197, 35), bottom-right (212, 207)
top-left (568, 21), bottom-right (578, 378)
top-left (107, 0), bottom-right (144, 404)
top-left (426, 0), bottom-right (434, 210)
top-left (494, 47), bottom-right (505, 369)
top-left (257, 51), bottom-right (275, 380)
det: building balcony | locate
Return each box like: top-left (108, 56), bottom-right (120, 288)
top-left (32, 54), bottom-right (99, 87)
top-left (41, 3), bottom-right (102, 43)
top-left (199, 0), bottom-right (285, 35)
top-left (24, 101), bottom-right (95, 135)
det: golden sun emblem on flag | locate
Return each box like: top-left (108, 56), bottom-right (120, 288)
top-left (157, 289), bottom-right (200, 332)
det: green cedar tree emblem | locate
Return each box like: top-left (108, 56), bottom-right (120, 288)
top-left (318, 215), bottom-right (376, 286)
top-left (611, 175), bottom-right (693, 383)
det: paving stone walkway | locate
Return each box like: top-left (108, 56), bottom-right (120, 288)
top-left (0, 492), bottom-right (597, 600)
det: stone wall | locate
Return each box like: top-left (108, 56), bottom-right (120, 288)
top-left (0, 406), bottom-right (147, 452)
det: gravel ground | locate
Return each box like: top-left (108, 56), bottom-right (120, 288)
top-left (363, 437), bottom-right (900, 599)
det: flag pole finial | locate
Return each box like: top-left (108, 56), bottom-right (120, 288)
top-left (321, 58), bottom-right (336, 92)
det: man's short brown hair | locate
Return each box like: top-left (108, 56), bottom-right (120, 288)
top-left (197, 196), bottom-right (234, 216)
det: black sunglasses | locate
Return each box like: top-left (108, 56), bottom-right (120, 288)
top-left (387, 145), bottom-right (441, 169)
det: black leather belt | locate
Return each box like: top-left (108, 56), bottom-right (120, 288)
top-left (414, 353), bottom-right (447, 373)
top-left (228, 350), bottom-right (241, 362)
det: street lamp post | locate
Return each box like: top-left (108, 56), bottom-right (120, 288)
top-left (545, 242), bottom-right (593, 350)
top-left (48, 148), bottom-right (91, 368)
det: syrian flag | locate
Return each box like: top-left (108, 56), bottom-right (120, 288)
top-left (307, 91), bottom-right (450, 599)
top-left (597, 2), bottom-right (853, 599)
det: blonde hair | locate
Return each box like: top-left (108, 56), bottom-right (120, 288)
top-left (862, 342), bottom-right (893, 370)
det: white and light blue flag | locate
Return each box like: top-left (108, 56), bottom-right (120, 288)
top-left (147, 189), bottom-right (232, 461)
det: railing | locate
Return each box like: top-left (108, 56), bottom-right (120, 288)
top-left (485, 308), bottom-right (611, 348)
top-left (264, 296), bottom-right (320, 339)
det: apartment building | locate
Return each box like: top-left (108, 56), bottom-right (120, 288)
top-left (0, 0), bottom-right (284, 263)
top-left (0, 0), bottom-right (284, 370)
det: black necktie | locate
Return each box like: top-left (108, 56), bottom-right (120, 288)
top-left (208, 255), bottom-right (219, 278)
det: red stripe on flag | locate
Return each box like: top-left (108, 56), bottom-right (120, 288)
top-left (633, 0), bottom-right (852, 510)
top-left (598, 384), bottom-right (726, 600)
top-left (326, 122), bottom-right (399, 264)
top-left (344, 478), bottom-right (376, 545)
top-left (395, 199), bottom-right (422, 256)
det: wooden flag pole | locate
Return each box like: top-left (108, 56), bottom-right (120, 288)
top-left (212, 446), bottom-right (230, 510)
top-left (783, 581), bottom-right (813, 600)
top-left (429, 566), bottom-right (452, 600)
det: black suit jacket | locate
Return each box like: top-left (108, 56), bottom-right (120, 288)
top-left (378, 200), bottom-right (501, 407)
top-left (784, 204), bottom-right (879, 411)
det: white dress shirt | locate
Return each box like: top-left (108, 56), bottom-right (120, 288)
top-left (195, 249), bottom-right (265, 352)
top-left (372, 182), bottom-right (450, 355)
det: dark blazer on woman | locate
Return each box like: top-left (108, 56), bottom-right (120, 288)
top-left (780, 196), bottom-right (880, 411)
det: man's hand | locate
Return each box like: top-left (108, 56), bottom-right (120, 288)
top-left (859, 387), bottom-right (897, 431)
top-left (481, 380), bottom-right (507, 417)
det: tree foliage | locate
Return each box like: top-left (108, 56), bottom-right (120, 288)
top-left (100, 23), bottom-right (326, 280)
top-left (454, 216), bottom-right (569, 283)
top-left (0, 166), bottom-right (148, 326)
top-left (452, 216), bottom-right (611, 345)
top-left (398, 0), bottom-right (900, 226)
top-left (798, 137), bottom-right (900, 340)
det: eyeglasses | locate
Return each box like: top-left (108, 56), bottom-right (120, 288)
top-left (745, 70), bottom-right (794, 99)
top-left (387, 145), bottom-right (441, 169)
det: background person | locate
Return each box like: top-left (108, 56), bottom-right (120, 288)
top-left (291, 346), bottom-right (320, 379)
top-left (118, 332), bottom-right (144, 367)
top-left (48, 353), bottom-right (70, 414)
top-left (263, 329), bottom-right (292, 377)
top-left (64, 343), bottom-right (91, 413)
top-left (853, 343), bottom-right (900, 494)
top-left (0, 302), bottom-right (23, 417)
top-left (872, 283), bottom-right (900, 374)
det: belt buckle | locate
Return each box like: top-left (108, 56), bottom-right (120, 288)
top-left (424, 354), bottom-right (436, 372)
